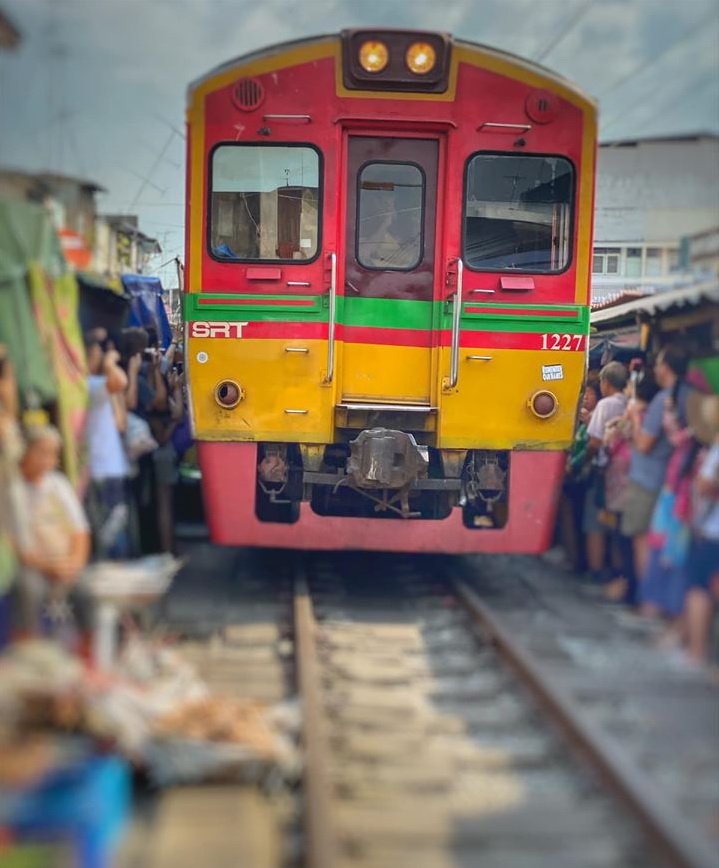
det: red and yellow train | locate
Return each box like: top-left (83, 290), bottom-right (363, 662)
top-left (184, 29), bottom-right (597, 553)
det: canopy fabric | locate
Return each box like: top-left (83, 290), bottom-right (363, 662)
top-left (122, 274), bottom-right (172, 349)
top-left (77, 271), bottom-right (131, 338)
top-left (0, 199), bottom-right (88, 487)
top-left (591, 280), bottom-right (719, 326)
top-left (589, 338), bottom-right (644, 370)
top-left (693, 356), bottom-right (719, 394)
top-left (28, 263), bottom-right (88, 487)
top-left (0, 199), bottom-right (59, 405)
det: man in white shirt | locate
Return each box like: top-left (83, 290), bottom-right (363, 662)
top-left (84, 334), bottom-right (131, 558)
top-left (583, 361), bottom-right (629, 581)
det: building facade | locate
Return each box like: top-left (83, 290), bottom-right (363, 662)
top-left (592, 133), bottom-right (719, 302)
top-left (0, 169), bottom-right (160, 277)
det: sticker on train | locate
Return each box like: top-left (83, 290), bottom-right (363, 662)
top-left (542, 364), bottom-right (564, 381)
top-left (540, 333), bottom-right (586, 351)
top-left (190, 321), bottom-right (249, 338)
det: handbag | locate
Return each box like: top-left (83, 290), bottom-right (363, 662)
top-left (125, 412), bottom-right (158, 461)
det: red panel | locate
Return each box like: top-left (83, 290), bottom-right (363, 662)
top-left (198, 442), bottom-right (563, 554)
top-left (246, 267), bottom-right (282, 280)
top-left (499, 276), bottom-right (535, 292)
top-left (198, 296), bottom-right (314, 306)
top-left (464, 306), bottom-right (569, 317)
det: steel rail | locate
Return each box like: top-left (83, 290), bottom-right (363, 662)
top-left (293, 570), bottom-right (338, 868)
top-left (453, 576), bottom-right (718, 868)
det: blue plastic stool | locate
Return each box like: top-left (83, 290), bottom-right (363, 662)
top-left (5, 755), bottom-right (131, 868)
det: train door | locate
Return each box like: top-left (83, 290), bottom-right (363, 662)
top-left (341, 136), bottom-right (439, 404)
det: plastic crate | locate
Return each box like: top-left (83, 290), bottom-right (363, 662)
top-left (4, 755), bottom-right (130, 868)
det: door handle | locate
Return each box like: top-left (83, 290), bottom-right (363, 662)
top-left (324, 252), bottom-right (337, 383)
top-left (444, 258), bottom-right (464, 390)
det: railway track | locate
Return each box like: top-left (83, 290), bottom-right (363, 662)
top-left (292, 554), bottom-right (718, 868)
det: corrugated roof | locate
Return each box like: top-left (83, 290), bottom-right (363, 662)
top-left (599, 131), bottom-right (719, 148)
top-left (591, 280), bottom-right (719, 325)
top-left (591, 290), bottom-right (649, 312)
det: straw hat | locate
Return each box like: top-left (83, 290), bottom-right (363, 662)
top-left (687, 391), bottom-right (719, 446)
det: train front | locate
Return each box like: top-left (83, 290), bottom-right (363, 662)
top-left (184, 30), bottom-right (597, 554)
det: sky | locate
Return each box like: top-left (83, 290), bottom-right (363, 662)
top-left (1, 0), bottom-right (717, 286)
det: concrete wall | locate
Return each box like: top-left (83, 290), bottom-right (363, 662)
top-left (594, 136), bottom-right (719, 244)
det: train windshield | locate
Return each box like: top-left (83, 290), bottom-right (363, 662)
top-left (463, 154), bottom-right (573, 272)
top-left (209, 145), bottom-right (320, 262)
top-left (356, 162), bottom-right (424, 270)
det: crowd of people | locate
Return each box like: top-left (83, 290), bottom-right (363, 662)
top-left (1, 326), bottom-right (716, 668)
top-left (0, 326), bottom-right (189, 652)
top-left (561, 344), bottom-right (719, 665)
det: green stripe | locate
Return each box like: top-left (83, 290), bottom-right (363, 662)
top-left (460, 303), bottom-right (591, 334)
top-left (340, 297), bottom-right (433, 329)
top-left (184, 293), bottom-right (325, 322)
top-left (184, 293), bottom-right (589, 333)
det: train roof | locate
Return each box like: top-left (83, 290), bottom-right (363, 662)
top-left (187, 31), bottom-right (597, 112)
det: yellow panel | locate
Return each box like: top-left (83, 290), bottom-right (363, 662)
top-left (188, 338), bottom-right (334, 441)
top-left (341, 343), bottom-right (434, 403)
top-left (438, 347), bottom-right (585, 449)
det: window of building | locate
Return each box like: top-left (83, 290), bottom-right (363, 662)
top-left (463, 154), bottom-right (573, 272)
top-left (645, 246), bottom-right (663, 277)
top-left (625, 247), bottom-right (642, 277)
top-left (357, 162), bottom-right (424, 270)
top-left (209, 145), bottom-right (320, 262)
top-left (592, 247), bottom-right (621, 274)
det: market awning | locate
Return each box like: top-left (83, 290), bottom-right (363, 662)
top-left (591, 280), bottom-right (719, 326)
top-left (0, 198), bottom-right (60, 403)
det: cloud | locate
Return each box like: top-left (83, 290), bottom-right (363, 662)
top-left (1, 0), bottom-right (717, 278)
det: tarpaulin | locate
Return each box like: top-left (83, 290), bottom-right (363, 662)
top-left (0, 198), bottom-right (88, 487)
top-left (77, 271), bottom-right (130, 338)
top-left (121, 274), bottom-right (172, 349)
top-left (28, 263), bottom-right (88, 487)
top-left (0, 199), bottom-right (58, 404)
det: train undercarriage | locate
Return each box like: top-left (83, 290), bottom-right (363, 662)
top-left (255, 431), bottom-right (510, 528)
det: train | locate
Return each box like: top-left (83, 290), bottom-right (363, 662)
top-left (183, 29), bottom-right (597, 554)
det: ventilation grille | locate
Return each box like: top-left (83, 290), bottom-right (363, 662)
top-left (233, 78), bottom-right (265, 112)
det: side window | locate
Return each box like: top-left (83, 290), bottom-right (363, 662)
top-left (593, 247), bottom-right (621, 274)
top-left (209, 145), bottom-right (320, 262)
top-left (357, 162), bottom-right (424, 270)
top-left (464, 154), bottom-right (574, 272)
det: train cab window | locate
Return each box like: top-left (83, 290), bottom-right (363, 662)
top-left (463, 154), bottom-right (573, 272)
top-left (357, 162), bottom-right (424, 270)
top-left (209, 145), bottom-right (320, 262)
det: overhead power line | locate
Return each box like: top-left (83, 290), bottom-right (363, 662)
top-left (601, 70), bottom-right (715, 139)
top-left (155, 113), bottom-right (186, 141)
top-left (598, 8), bottom-right (719, 100)
top-left (128, 130), bottom-right (176, 211)
top-left (533, 0), bottom-right (594, 63)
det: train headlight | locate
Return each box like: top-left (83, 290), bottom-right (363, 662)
top-left (528, 390), bottom-right (558, 419)
top-left (406, 41), bottom-right (436, 75)
top-left (214, 380), bottom-right (244, 409)
top-left (359, 40), bottom-right (389, 73)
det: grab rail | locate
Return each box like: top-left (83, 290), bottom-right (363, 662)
top-left (324, 252), bottom-right (337, 383)
top-left (446, 258), bottom-right (464, 390)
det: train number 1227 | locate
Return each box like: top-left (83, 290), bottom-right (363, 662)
top-left (540, 333), bottom-right (585, 351)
